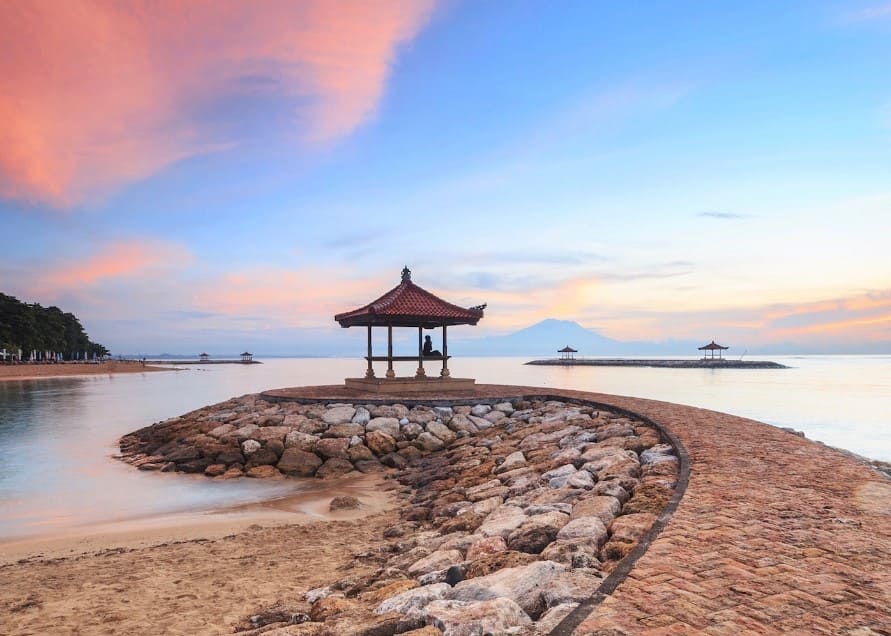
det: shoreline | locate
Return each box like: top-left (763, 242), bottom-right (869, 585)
top-left (0, 472), bottom-right (393, 564)
top-left (526, 358), bottom-right (788, 369)
top-left (0, 360), bottom-right (173, 382)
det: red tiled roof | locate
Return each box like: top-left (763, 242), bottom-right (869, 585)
top-left (335, 268), bottom-right (485, 328)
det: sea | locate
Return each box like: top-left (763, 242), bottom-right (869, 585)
top-left (1, 355), bottom-right (888, 541)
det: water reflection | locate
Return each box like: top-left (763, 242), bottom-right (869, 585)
top-left (0, 356), bottom-right (889, 539)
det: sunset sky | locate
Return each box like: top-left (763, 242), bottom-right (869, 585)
top-left (1, 1), bottom-right (889, 354)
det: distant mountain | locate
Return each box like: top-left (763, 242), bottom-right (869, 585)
top-left (455, 318), bottom-right (701, 357)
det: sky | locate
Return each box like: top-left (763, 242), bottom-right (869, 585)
top-left (1, 1), bottom-right (890, 355)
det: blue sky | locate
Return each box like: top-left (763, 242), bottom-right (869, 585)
top-left (1, 1), bottom-right (889, 354)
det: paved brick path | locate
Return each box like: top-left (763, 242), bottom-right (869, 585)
top-left (263, 384), bottom-right (891, 634)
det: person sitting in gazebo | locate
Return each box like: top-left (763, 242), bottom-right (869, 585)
top-left (423, 335), bottom-right (442, 357)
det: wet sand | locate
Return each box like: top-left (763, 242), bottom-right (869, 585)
top-left (0, 360), bottom-right (172, 382)
top-left (0, 473), bottom-right (397, 635)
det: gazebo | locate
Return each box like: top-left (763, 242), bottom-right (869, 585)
top-left (334, 267), bottom-right (485, 392)
top-left (558, 345), bottom-right (577, 361)
top-left (240, 351), bottom-right (253, 363)
top-left (199, 352), bottom-right (210, 363)
top-left (698, 341), bottom-right (728, 360)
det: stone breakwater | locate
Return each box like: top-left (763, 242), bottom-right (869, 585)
top-left (120, 395), bottom-right (679, 635)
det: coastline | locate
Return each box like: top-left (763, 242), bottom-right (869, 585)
top-left (0, 360), bottom-right (173, 382)
top-left (526, 358), bottom-right (788, 369)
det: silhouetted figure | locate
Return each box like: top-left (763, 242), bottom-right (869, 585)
top-left (423, 335), bottom-right (442, 357)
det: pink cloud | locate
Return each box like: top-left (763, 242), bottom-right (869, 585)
top-left (33, 239), bottom-right (192, 298)
top-left (0, 1), bottom-right (436, 206)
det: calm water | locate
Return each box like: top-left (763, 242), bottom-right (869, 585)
top-left (0, 356), bottom-right (888, 539)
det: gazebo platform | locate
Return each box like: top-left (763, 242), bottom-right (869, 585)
top-left (344, 376), bottom-right (475, 393)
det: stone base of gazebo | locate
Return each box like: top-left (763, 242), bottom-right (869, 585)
top-left (344, 376), bottom-right (476, 393)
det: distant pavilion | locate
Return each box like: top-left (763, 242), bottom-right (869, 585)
top-left (558, 345), bottom-right (578, 361)
top-left (698, 341), bottom-right (729, 360)
top-left (199, 352), bottom-right (210, 363)
top-left (240, 351), bottom-right (253, 363)
top-left (334, 267), bottom-right (485, 392)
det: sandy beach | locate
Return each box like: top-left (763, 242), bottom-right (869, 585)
top-left (0, 473), bottom-right (397, 635)
top-left (0, 360), bottom-right (172, 382)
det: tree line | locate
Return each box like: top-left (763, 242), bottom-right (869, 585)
top-left (0, 293), bottom-right (110, 360)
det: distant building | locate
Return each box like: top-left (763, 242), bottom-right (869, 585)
top-left (240, 351), bottom-right (253, 363)
top-left (558, 345), bottom-right (577, 361)
top-left (698, 341), bottom-right (728, 360)
top-left (199, 352), bottom-right (210, 363)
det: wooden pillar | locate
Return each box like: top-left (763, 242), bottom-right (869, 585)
top-left (386, 323), bottom-right (395, 378)
top-left (365, 325), bottom-right (375, 378)
top-left (416, 326), bottom-right (426, 378)
top-left (440, 324), bottom-right (450, 377)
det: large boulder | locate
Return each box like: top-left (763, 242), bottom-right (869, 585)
top-left (245, 447), bottom-right (279, 468)
top-left (424, 598), bottom-right (531, 634)
top-left (556, 516), bottom-right (608, 546)
top-left (316, 457), bottom-right (355, 479)
top-left (366, 417), bottom-right (401, 439)
top-left (477, 505), bottom-right (527, 538)
top-left (366, 430), bottom-right (397, 455)
top-left (322, 405), bottom-right (356, 425)
top-left (426, 421), bottom-right (456, 444)
top-left (325, 423), bottom-right (365, 438)
top-left (495, 451), bottom-right (527, 475)
top-left (407, 549), bottom-right (464, 577)
top-left (253, 426), bottom-right (291, 443)
top-left (315, 437), bottom-right (350, 459)
top-left (415, 432), bottom-right (445, 452)
top-left (571, 495), bottom-right (621, 526)
top-left (506, 511), bottom-right (570, 554)
top-left (448, 560), bottom-right (566, 618)
top-left (284, 430), bottom-right (319, 452)
top-left (374, 583), bottom-right (451, 615)
top-left (277, 447), bottom-right (323, 477)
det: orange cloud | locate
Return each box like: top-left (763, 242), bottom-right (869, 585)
top-left (0, 1), bottom-right (436, 205)
top-left (35, 239), bottom-right (192, 296)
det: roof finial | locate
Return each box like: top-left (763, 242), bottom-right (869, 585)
top-left (401, 265), bottom-right (411, 282)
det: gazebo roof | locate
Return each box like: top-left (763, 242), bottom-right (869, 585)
top-left (558, 345), bottom-right (578, 352)
top-left (241, 351), bottom-right (252, 356)
top-left (698, 341), bottom-right (728, 350)
top-left (335, 267), bottom-right (485, 328)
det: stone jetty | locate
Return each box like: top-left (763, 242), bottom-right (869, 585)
top-left (119, 392), bottom-right (679, 634)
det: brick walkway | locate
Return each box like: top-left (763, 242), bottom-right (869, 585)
top-left (263, 384), bottom-right (891, 634)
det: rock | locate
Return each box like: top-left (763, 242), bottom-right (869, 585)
top-left (246, 465), bottom-right (281, 478)
top-left (424, 598), bottom-right (531, 634)
top-left (374, 583), bottom-right (450, 615)
top-left (494, 451), bottom-right (527, 475)
top-left (445, 565), bottom-right (465, 586)
top-left (354, 459), bottom-right (385, 473)
top-left (366, 417), bottom-right (401, 439)
top-left (204, 463), bottom-right (227, 477)
top-left (591, 481), bottom-right (630, 503)
top-left (640, 443), bottom-right (674, 464)
top-left (541, 539), bottom-right (603, 569)
top-left (483, 410), bottom-right (506, 425)
top-left (407, 549), bottom-right (464, 577)
top-left (465, 479), bottom-right (508, 502)
top-left (477, 505), bottom-right (527, 538)
top-left (246, 447), bottom-right (279, 468)
top-left (266, 439), bottom-right (285, 458)
top-left (432, 406), bottom-right (453, 420)
top-left (322, 405), bottom-right (357, 425)
top-left (309, 596), bottom-right (360, 622)
top-left (379, 452), bottom-right (407, 469)
top-left (608, 513), bottom-right (657, 543)
top-left (254, 426), bottom-right (291, 443)
top-left (465, 536), bottom-right (507, 561)
top-left (242, 439), bottom-right (262, 455)
top-left (493, 401), bottom-right (514, 414)
top-left (401, 422), bottom-right (424, 439)
top-left (233, 424), bottom-right (261, 441)
top-left (277, 447), bottom-right (323, 476)
top-left (316, 458), bottom-right (355, 479)
top-left (426, 421), bottom-right (456, 444)
top-left (371, 404), bottom-right (409, 419)
top-left (315, 437), bottom-right (350, 459)
top-left (581, 449), bottom-right (640, 481)
top-left (571, 495), bottom-right (621, 526)
top-left (448, 560), bottom-right (566, 618)
top-left (506, 511), bottom-right (570, 554)
top-left (285, 431), bottom-right (319, 453)
top-left (352, 407), bottom-right (371, 426)
top-left (360, 579), bottom-right (418, 605)
top-left (325, 423), bottom-right (365, 438)
top-left (543, 464), bottom-right (578, 488)
top-left (445, 414), bottom-right (478, 435)
top-left (467, 415), bottom-right (493, 431)
top-left (208, 423), bottom-right (236, 438)
top-left (415, 432), bottom-right (445, 452)
top-left (366, 430), bottom-right (397, 455)
top-left (216, 449), bottom-right (245, 465)
top-left (221, 465), bottom-right (244, 479)
top-left (330, 496), bottom-right (361, 511)
top-left (305, 586), bottom-right (333, 604)
top-left (348, 444), bottom-right (375, 462)
top-left (536, 603), bottom-right (579, 633)
top-left (470, 404), bottom-right (491, 417)
top-left (465, 551), bottom-right (538, 579)
top-left (566, 470), bottom-right (596, 489)
top-left (556, 516), bottom-right (608, 547)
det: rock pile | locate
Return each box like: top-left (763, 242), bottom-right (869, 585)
top-left (137, 396), bottom-right (682, 635)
